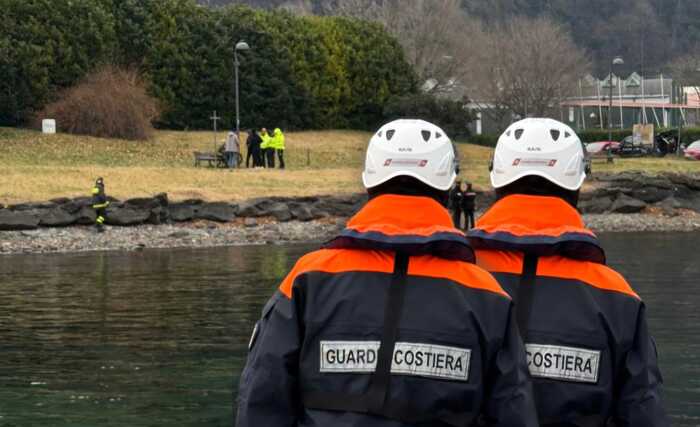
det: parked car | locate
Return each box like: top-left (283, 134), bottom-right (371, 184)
top-left (585, 141), bottom-right (621, 156)
top-left (684, 140), bottom-right (700, 160)
top-left (618, 135), bottom-right (651, 157)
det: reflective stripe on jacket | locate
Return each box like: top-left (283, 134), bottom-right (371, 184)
top-left (91, 186), bottom-right (109, 209)
top-left (468, 194), bottom-right (668, 427)
top-left (236, 194), bottom-right (538, 427)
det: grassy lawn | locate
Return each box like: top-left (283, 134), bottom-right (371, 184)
top-left (1, 127), bottom-right (698, 204)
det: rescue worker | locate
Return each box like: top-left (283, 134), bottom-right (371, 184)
top-left (224, 131), bottom-right (240, 169)
top-left (260, 127), bottom-right (274, 168)
top-left (271, 127), bottom-right (285, 169)
top-left (246, 129), bottom-right (263, 168)
top-left (462, 182), bottom-right (477, 230)
top-left (91, 177), bottom-right (109, 233)
top-left (236, 119), bottom-right (538, 427)
top-left (468, 118), bottom-right (667, 426)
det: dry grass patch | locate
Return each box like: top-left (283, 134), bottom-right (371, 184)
top-left (2, 127), bottom-right (697, 204)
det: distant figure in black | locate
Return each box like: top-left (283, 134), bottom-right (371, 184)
top-left (246, 129), bottom-right (263, 168)
top-left (462, 182), bottom-right (477, 230)
top-left (449, 179), bottom-right (464, 229)
top-left (91, 177), bottom-right (110, 233)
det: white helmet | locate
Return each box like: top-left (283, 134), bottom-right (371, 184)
top-left (362, 119), bottom-right (457, 191)
top-left (491, 118), bottom-right (586, 191)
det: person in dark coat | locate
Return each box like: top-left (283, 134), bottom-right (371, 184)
top-left (246, 129), bottom-right (263, 168)
top-left (449, 179), bottom-right (464, 229)
top-left (462, 182), bottom-right (477, 230)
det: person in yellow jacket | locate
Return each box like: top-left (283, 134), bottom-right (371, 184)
top-left (260, 128), bottom-right (274, 168)
top-left (91, 177), bottom-right (110, 233)
top-left (271, 127), bottom-right (285, 169)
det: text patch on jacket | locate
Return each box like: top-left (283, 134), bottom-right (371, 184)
top-left (320, 341), bottom-right (471, 381)
top-left (525, 343), bottom-right (600, 383)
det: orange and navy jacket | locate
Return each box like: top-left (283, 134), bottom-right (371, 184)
top-left (236, 194), bottom-right (538, 427)
top-left (468, 194), bottom-right (667, 427)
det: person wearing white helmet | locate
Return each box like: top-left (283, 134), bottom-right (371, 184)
top-left (468, 118), bottom-right (667, 426)
top-left (236, 119), bottom-right (538, 427)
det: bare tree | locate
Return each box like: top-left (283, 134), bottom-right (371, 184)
top-left (468, 16), bottom-right (589, 122)
top-left (667, 52), bottom-right (700, 101)
top-left (325, 0), bottom-right (481, 94)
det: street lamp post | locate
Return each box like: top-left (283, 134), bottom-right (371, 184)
top-left (234, 41), bottom-right (250, 136)
top-left (607, 56), bottom-right (624, 163)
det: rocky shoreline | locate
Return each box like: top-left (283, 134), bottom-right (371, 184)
top-left (1, 171), bottom-right (699, 255)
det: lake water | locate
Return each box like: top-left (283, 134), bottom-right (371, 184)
top-left (0, 233), bottom-right (697, 426)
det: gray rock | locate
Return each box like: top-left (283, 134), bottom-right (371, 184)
top-left (196, 202), bottom-right (236, 222)
top-left (49, 197), bottom-right (71, 205)
top-left (610, 194), bottom-right (647, 214)
top-left (579, 196), bottom-right (614, 214)
top-left (105, 208), bottom-right (151, 226)
top-left (76, 206), bottom-right (97, 225)
top-left (9, 202), bottom-right (56, 211)
top-left (237, 200), bottom-right (263, 217)
top-left (630, 188), bottom-right (673, 204)
top-left (170, 203), bottom-right (197, 222)
top-left (289, 204), bottom-right (314, 222)
top-left (0, 210), bottom-right (40, 230)
top-left (39, 208), bottom-right (78, 227)
top-left (244, 218), bottom-right (258, 228)
top-left (657, 197), bottom-right (683, 216)
top-left (666, 173), bottom-right (700, 191)
top-left (269, 202), bottom-right (292, 222)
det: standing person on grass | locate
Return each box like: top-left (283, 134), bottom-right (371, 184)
top-left (260, 128), bottom-right (274, 168)
top-left (271, 127), bottom-right (285, 169)
top-left (468, 118), bottom-right (667, 426)
top-left (224, 131), bottom-right (240, 169)
top-left (235, 119), bottom-right (538, 427)
top-left (246, 129), bottom-right (263, 168)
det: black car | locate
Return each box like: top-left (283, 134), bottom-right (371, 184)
top-left (618, 136), bottom-right (651, 157)
top-left (618, 131), bottom-right (679, 158)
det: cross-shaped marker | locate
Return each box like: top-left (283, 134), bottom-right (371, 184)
top-left (211, 111), bottom-right (221, 152)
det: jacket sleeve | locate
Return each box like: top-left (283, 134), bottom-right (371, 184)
top-left (481, 305), bottom-right (539, 427)
top-left (235, 290), bottom-right (302, 427)
top-left (613, 303), bottom-right (669, 426)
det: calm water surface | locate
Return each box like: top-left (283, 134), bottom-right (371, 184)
top-left (0, 233), bottom-right (697, 426)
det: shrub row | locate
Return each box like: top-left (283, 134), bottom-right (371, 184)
top-left (0, 0), bottom-right (417, 130)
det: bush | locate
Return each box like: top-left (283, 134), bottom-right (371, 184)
top-left (383, 94), bottom-right (473, 138)
top-left (35, 66), bottom-right (160, 140)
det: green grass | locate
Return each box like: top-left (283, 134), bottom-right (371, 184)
top-left (1, 127), bottom-right (698, 204)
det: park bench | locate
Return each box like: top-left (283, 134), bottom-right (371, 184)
top-left (193, 151), bottom-right (225, 168)
top-left (193, 151), bottom-right (243, 168)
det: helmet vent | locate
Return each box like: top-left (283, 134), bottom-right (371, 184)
top-left (421, 130), bottom-right (431, 142)
top-left (514, 129), bottom-right (524, 140)
top-left (506, 130), bottom-right (511, 137)
top-left (386, 129), bottom-right (395, 140)
top-left (565, 131), bottom-right (571, 138)
top-left (377, 131), bottom-right (383, 138)
top-left (550, 130), bottom-right (561, 141)
top-left (436, 132), bottom-right (442, 139)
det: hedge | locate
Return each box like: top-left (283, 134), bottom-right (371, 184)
top-left (0, 0), bottom-right (417, 130)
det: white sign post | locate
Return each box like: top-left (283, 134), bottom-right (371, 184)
top-left (42, 119), bottom-right (56, 134)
